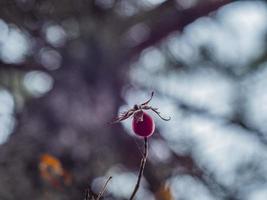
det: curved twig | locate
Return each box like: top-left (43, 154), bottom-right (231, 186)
top-left (96, 176), bottom-right (112, 200)
top-left (150, 107), bottom-right (171, 121)
top-left (142, 106), bottom-right (171, 121)
top-left (141, 91), bottom-right (154, 106)
top-left (129, 137), bottom-right (148, 200)
top-left (110, 110), bottom-right (135, 124)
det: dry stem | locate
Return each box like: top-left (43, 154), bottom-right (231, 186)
top-left (96, 176), bottom-right (112, 200)
top-left (129, 137), bottom-right (148, 200)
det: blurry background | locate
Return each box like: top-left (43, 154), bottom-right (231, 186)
top-left (0, 0), bottom-right (267, 199)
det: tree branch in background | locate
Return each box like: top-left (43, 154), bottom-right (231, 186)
top-left (119, 0), bottom-right (177, 34)
top-left (127, 0), bottom-right (231, 56)
top-left (129, 137), bottom-right (148, 200)
top-left (0, 60), bottom-right (49, 73)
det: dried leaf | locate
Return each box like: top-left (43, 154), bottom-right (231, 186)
top-left (156, 184), bottom-right (174, 200)
top-left (39, 153), bottom-right (72, 188)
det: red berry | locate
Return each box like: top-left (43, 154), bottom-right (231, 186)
top-left (132, 111), bottom-right (155, 137)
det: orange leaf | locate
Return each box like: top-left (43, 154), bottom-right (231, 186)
top-left (156, 184), bottom-right (174, 200)
top-left (39, 154), bottom-right (64, 187)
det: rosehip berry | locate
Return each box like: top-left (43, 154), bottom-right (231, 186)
top-left (111, 92), bottom-right (170, 138)
top-left (132, 111), bottom-right (155, 137)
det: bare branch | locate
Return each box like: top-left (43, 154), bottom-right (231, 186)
top-left (0, 60), bottom-right (48, 73)
top-left (127, 0), bottom-right (231, 55)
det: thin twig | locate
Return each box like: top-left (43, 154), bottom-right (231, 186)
top-left (84, 188), bottom-right (95, 200)
top-left (96, 176), bottom-right (112, 200)
top-left (129, 137), bottom-right (148, 200)
top-left (150, 107), bottom-right (171, 121)
top-left (141, 91), bottom-right (154, 106)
